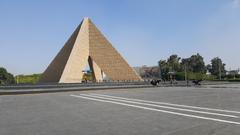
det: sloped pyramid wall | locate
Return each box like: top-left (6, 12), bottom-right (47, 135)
top-left (39, 18), bottom-right (142, 83)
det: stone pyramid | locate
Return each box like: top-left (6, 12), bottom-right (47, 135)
top-left (39, 18), bottom-right (142, 83)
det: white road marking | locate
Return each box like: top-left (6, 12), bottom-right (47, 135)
top-left (80, 94), bottom-right (238, 118)
top-left (92, 93), bottom-right (240, 114)
top-left (70, 94), bottom-right (240, 125)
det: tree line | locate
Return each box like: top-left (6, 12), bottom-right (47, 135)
top-left (158, 53), bottom-right (227, 80)
top-left (0, 67), bottom-right (42, 85)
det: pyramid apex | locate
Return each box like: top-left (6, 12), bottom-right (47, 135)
top-left (83, 17), bottom-right (90, 21)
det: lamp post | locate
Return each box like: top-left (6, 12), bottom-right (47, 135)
top-left (219, 59), bottom-right (221, 80)
top-left (159, 65), bottom-right (162, 80)
top-left (184, 63), bottom-right (189, 86)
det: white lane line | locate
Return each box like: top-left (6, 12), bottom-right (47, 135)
top-left (91, 93), bottom-right (240, 114)
top-left (70, 94), bottom-right (240, 125)
top-left (80, 94), bottom-right (238, 118)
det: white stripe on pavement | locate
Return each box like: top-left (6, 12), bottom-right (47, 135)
top-left (91, 93), bottom-right (240, 114)
top-left (80, 94), bottom-right (238, 118)
top-left (70, 94), bottom-right (240, 125)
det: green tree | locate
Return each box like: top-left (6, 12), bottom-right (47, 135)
top-left (0, 67), bottom-right (15, 85)
top-left (207, 57), bottom-right (226, 79)
top-left (158, 60), bottom-right (169, 79)
top-left (167, 54), bottom-right (181, 72)
top-left (181, 53), bottom-right (206, 73)
top-left (180, 58), bottom-right (190, 72)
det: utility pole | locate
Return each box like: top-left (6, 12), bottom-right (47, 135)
top-left (219, 59), bottom-right (221, 80)
top-left (159, 66), bottom-right (162, 80)
top-left (184, 64), bottom-right (187, 81)
top-left (184, 63), bottom-right (189, 86)
top-left (16, 75), bottom-right (19, 84)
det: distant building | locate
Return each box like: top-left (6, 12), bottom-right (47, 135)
top-left (133, 65), bottom-right (160, 79)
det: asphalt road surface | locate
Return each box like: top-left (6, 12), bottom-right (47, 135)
top-left (1, 85), bottom-right (240, 135)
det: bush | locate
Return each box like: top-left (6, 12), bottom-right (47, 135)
top-left (226, 74), bottom-right (240, 79)
top-left (228, 79), bottom-right (240, 82)
top-left (175, 72), bottom-right (216, 81)
top-left (16, 74), bottom-right (41, 84)
top-left (175, 72), bottom-right (185, 80)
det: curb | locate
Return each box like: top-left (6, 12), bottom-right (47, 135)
top-left (0, 85), bottom-right (153, 96)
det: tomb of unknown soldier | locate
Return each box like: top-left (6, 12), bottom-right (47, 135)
top-left (39, 18), bottom-right (142, 83)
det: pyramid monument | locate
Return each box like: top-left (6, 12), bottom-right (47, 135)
top-left (39, 17), bottom-right (142, 83)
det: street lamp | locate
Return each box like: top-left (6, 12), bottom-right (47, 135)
top-left (218, 59), bottom-right (221, 80)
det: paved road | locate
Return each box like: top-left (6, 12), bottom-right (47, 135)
top-left (1, 86), bottom-right (240, 135)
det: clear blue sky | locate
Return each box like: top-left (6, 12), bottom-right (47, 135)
top-left (0, 0), bottom-right (240, 75)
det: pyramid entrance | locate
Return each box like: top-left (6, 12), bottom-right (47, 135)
top-left (81, 56), bottom-right (103, 82)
